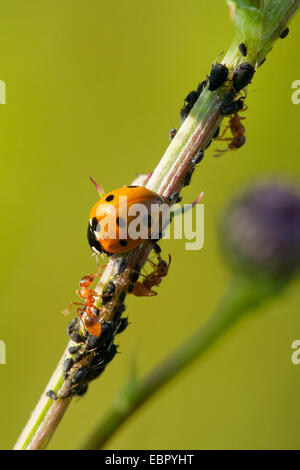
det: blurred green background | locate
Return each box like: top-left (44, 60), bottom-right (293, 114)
top-left (1, 0), bottom-right (300, 450)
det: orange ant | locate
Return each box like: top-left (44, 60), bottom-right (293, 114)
top-left (214, 97), bottom-right (247, 157)
top-left (132, 254), bottom-right (171, 297)
top-left (68, 266), bottom-right (106, 338)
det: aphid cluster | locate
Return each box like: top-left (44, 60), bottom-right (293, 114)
top-left (180, 80), bottom-right (207, 123)
top-left (47, 268), bottom-right (129, 399)
top-left (47, 240), bottom-right (171, 399)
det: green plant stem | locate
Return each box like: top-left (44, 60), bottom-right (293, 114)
top-left (81, 275), bottom-right (287, 450)
top-left (14, 0), bottom-right (299, 451)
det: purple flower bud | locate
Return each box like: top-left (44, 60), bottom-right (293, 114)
top-left (220, 180), bottom-right (300, 278)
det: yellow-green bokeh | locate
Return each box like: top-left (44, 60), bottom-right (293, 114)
top-left (0, 0), bottom-right (300, 450)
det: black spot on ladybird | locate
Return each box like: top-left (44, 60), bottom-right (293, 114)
top-left (105, 194), bottom-right (114, 202)
top-left (119, 240), bottom-right (128, 247)
top-left (127, 185), bottom-right (138, 188)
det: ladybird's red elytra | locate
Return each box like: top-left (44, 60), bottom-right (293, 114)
top-left (88, 186), bottom-right (164, 255)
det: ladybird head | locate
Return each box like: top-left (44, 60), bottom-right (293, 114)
top-left (87, 221), bottom-right (103, 255)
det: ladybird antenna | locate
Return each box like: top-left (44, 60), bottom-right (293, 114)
top-left (89, 176), bottom-right (104, 197)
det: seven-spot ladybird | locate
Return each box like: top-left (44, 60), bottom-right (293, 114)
top-left (88, 186), bottom-right (164, 255)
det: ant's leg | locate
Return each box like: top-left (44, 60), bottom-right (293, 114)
top-left (215, 137), bottom-right (233, 142)
top-left (216, 124), bottom-right (230, 139)
top-left (62, 301), bottom-right (83, 316)
top-left (213, 147), bottom-right (229, 157)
